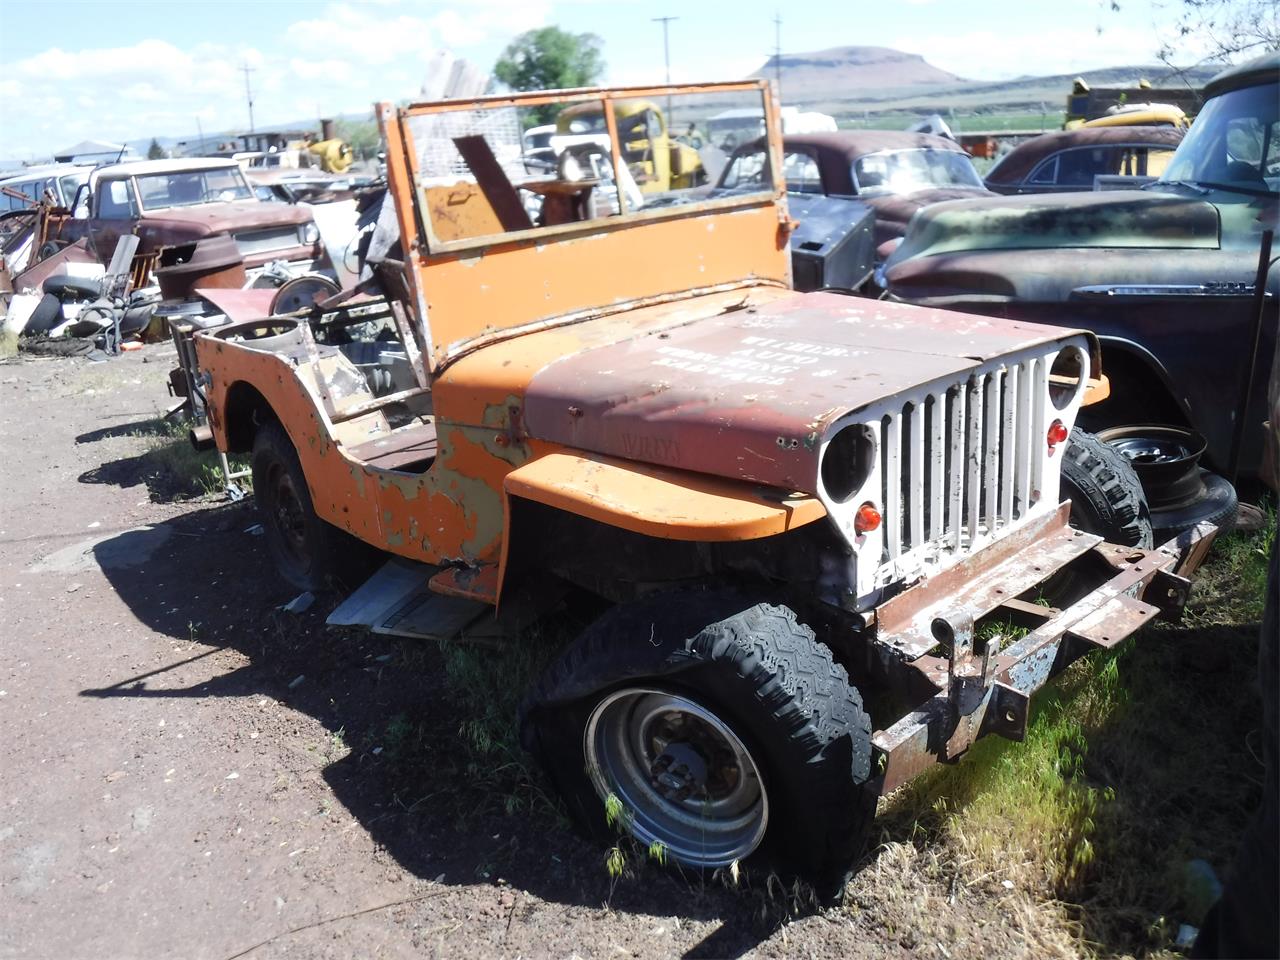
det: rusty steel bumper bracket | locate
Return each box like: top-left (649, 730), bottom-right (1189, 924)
top-left (869, 506), bottom-right (1218, 794)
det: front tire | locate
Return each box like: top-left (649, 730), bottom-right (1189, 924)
top-left (521, 593), bottom-right (874, 888)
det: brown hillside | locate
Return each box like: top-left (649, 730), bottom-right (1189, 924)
top-left (749, 46), bottom-right (964, 97)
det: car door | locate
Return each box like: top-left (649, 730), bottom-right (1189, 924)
top-left (86, 176), bottom-right (139, 263)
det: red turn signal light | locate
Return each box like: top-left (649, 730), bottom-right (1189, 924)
top-left (854, 502), bottom-right (882, 534)
top-left (1047, 419), bottom-right (1069, 454)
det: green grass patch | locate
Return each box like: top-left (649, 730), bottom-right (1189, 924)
top-left (432, 621), bottom-right (573, 820)
top-left (132, 417), bottom-right (247, 500)
top-left (881, 508), bottom-right (1274, 955)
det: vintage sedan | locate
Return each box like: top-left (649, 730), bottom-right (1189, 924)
top-left (718, 131), bottom-right (992, 249)
top-left (985, 125), bottom-right (1185, 195)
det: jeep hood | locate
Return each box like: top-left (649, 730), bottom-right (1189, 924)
top-left (888, 190), bottom-right (1221, 265)
top-left (521, 291), bottom-right (1087, 492)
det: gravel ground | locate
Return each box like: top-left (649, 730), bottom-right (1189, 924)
top-left (0, 344), bottom-right (1059, 960)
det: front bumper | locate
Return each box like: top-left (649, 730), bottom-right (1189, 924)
top-left (868, 501), bottom-right (1218, 794)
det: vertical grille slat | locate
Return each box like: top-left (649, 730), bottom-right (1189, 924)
top-left (1000, 364), bottom-right (1018, 525)
top-left (1015, 359), bottom-right (1035, 517)
top-left (983, 370), bottom-right (1001, 532)
top-left (966, 376), bottom-right (984, 547)
top-left (948, 386), bottom-right (965, 551)
top-left (929, 391), bottom-right (945, 541)
top-left (1030, 357), bottom-right (1048, 507)
top-left (883, 413), bottom-right (902, 559)
top-left (909, 403), bottom-right (925, 548)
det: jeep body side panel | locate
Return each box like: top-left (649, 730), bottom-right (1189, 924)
top-left (198, 333), bottom-right (543, 569)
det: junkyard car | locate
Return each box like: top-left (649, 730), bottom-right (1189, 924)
top-left (0, 163), bottom-right (91, 213)
top-left (192, 82), bottom-right (1214, 889)
top-left (45, 158), bottom-right (328, 278)
top-left (718, 131), bottom-right (992, 250)
top-left (984, 125), bottom-right (1185, 194)
top-left (883, 52), bottom-right (1279, 533)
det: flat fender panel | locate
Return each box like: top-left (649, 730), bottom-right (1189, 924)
top-left (503, 451), bottom-right (825, 542)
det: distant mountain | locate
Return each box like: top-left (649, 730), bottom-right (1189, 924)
top-left (751, 46), bottom-right (1224, 117)
top-left (750, 46), bottom-right (963, 98)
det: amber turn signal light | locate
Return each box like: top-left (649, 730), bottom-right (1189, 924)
top-left (855, 502), bottom-right (882, 534)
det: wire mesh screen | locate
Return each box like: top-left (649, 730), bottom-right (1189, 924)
top-left (407, 107), bottom-right (524, 181)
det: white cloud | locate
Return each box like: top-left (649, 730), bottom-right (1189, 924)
top-left (894, 25), bottom-right (1167, 81)
top-left (0, 1), bottom-right (550, 163)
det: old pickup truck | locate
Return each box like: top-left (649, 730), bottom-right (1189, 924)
top-left (46, 157), bottom-right (327, 278)
top-left (191, 81), bottom-right (1215, 889)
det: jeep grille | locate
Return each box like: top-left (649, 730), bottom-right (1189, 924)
top-left (879, 355), bottom-right (1046, 560)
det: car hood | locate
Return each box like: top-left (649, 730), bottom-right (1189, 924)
top-left (521, 290), bottom-right (1085, 492)
top-left (865, 187), bottom-right (993, 243)
top-left (139, 200), bottom-right (312, 233)
top-left (886, 189), bottom-right (1221, 265)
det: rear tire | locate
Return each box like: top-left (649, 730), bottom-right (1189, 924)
top-left (1150, 470), bottom-right (1238, 543)
top-left (251, 421), bottom-right (378, 592)
top-left (520, 593), bottom-right (874, 893)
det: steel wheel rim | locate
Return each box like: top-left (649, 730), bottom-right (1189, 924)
top-left (1108, 435), bottom-right (1196, 466)
top-left (265, 462), bottom-right (308, 566)
top-left (584, 687), bottom-right (768, 867)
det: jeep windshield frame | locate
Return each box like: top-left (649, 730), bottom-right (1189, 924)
top-left (379, 81), bottom-right (791, 374)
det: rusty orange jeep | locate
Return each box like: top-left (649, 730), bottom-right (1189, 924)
top-left (193, 81), bottom-right (1216, 888)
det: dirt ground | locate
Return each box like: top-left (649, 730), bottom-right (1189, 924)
top-left (0, 344), bottom-right (1204, 960)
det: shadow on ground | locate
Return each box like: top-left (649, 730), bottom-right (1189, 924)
top-left (79, 500), bottom-right (821, 958)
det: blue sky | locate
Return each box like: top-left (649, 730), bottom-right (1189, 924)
top-left (0, 0), bottom-right (1197, 163)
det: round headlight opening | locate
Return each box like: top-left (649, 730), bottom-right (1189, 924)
top-left (820, 424), bottom-right (876, 504)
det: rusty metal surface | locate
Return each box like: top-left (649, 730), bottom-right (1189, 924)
top-left (875, 502), bottom-right (1098, 660)
top-left (521, 291), bottom-right (1090, 491)
top-left (985, 126), bottom-right (1185, 187)
top-left (871, 518), bottom-right (1219, 794)
top-left (377, 80), bottom-right (792, 374)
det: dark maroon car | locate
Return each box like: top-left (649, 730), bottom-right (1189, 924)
top-left (984, 125), bottom-right (1186, 195)
top-left (717, 130), bottom-right (992, 249)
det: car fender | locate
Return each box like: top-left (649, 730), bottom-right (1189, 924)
top-left (501, 450), bottom-right (825, 544)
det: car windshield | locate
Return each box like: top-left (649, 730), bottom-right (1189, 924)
top-left (1160, 79), bottom-right (1279, 194)
top-left (852, 148), bottom-right (985, 196)
top-left (134, 166), bottom-right (254, 209)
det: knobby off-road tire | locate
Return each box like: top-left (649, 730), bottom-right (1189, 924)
top-left (1061, 427), bottom-right (1153, 548)
top-left (251, 421), bottom-right (377, 592)
top-left (520, 593), bottom-right (874, 893)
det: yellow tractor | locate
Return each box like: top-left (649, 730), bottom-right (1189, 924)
top-left (554, 99), bottom-right (705, 193)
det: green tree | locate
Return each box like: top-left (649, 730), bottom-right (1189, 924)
top-left (146, 137), bottom-right (166, 160)
top-left (494, 26), bottom-right (605, 122)
top-left (334, 118), bottom-right (381, 161)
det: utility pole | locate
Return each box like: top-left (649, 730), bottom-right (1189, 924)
top-left (652, 16), bottom-right (677, 84)
top-left (772, 13), bottom-right (783, 96)
top-left (240, 62), bottom-right (256, 134)
top-left (652, 17), bottom-right (678, 120)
